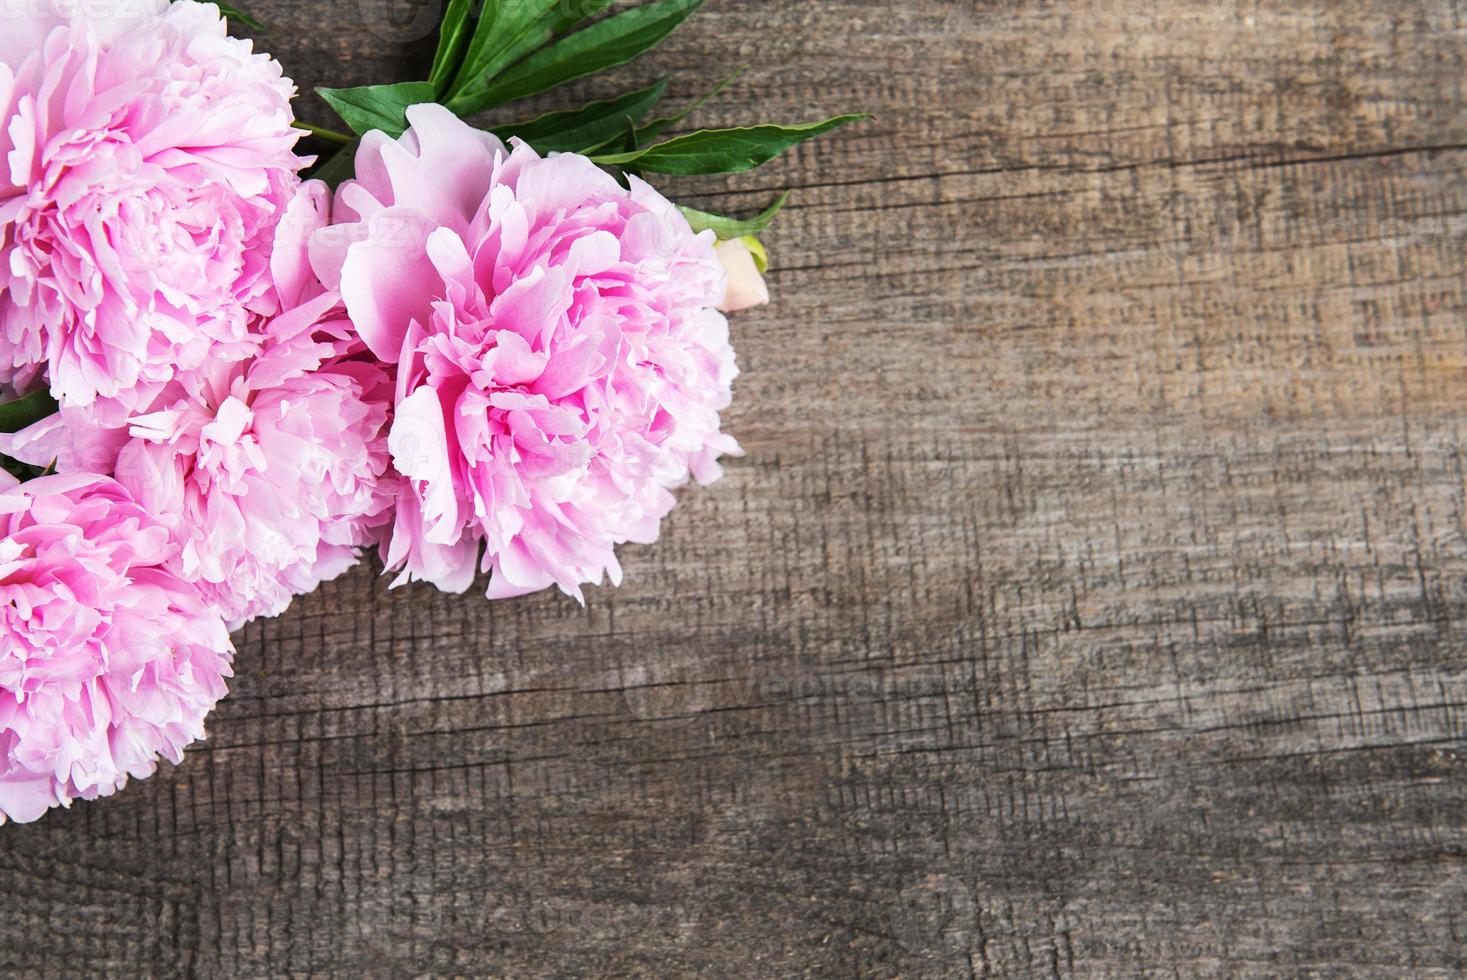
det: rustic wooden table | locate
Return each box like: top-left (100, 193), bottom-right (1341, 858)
top-left (4, 0), bottom-right (1466, 976)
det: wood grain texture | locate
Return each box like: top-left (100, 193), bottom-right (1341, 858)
top-left (3, 0), bottom-right (1467, 976)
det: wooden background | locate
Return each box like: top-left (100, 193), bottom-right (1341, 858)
top-left (4, 0), bottom-right (1467, 975)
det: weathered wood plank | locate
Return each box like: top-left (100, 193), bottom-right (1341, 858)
top-left (1, 0), bottom-right (1465, 976)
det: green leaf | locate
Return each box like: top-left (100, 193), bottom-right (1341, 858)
top-left (541, 0), bottom-right (622, 37)
top-left (306, 141), bottom-right (359, 188)
top-left (449, 0), bottom-right (703, 115)
top-left (454, 0), bottom-right (573, 98)
top-left (676, 192), bottom-right (790, 239)
top-left (214, 2), bottom-right (264, 30)
top-left (490, 78), bottom-right (668, 154)
top-left (622, 68), bottom-right (741, 149)
top-left (429, 0), bottom-right (475, 93)
top-left (455, 0), bottom-right (556, 93)
top-left (449, 0), bottom-right (620, 103)
top-left (0, 389), bottom-right (57, 434)
top-left (591, 114), bottom-right (868, 175)
top-left (318, 81), bottom-right (437, 139)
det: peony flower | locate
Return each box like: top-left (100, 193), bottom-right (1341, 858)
top-left (0, 470), bottom-right (233, 824)
top-left (1, 182), bottom-right (395, 627)
top-left (310, 104), bottom-right (741, 600)
top-left (713, 238), bottom-right (770, 312)
top-left (0, 0), bottom-right (304, 421)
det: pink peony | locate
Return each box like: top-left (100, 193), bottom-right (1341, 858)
top-left (2, 182), bottom-right (395, 627)
top-left (0, 0), bottom-right (304, 421)
top-left (310, 104), bottom-right (741, 600)
top-left (0, 470), bottom-right (233, 824)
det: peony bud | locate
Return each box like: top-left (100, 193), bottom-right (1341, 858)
top-left (715, 237), bottom-right (771, 312)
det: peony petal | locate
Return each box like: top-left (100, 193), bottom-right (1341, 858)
top-left (270, 181), bottom-right (333, 310)
top-left (339, 208), bottom-right (440, 363)
top-left (389, 386), bottom-right (460, 544)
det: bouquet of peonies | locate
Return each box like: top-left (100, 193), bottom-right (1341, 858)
top-left (0, 0), bottom-right (860, 822)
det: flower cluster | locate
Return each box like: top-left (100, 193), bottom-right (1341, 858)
top-left (0, 0), bottom-right (771, 824)
top-left (8, 182), bottom-right (398, 628)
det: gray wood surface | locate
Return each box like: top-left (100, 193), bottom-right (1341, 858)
top-left (3, 0), bottom-right (1467, 976)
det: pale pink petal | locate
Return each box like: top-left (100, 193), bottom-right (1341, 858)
top-left (714, 238), bottom-right (769, 311)
top-left (338, 207), bottom-right (440, 363)
top-left (389, 385), bottom-right (459, 544)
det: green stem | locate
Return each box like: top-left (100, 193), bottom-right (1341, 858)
top-left (293, 121), bottom-right (353, 145)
